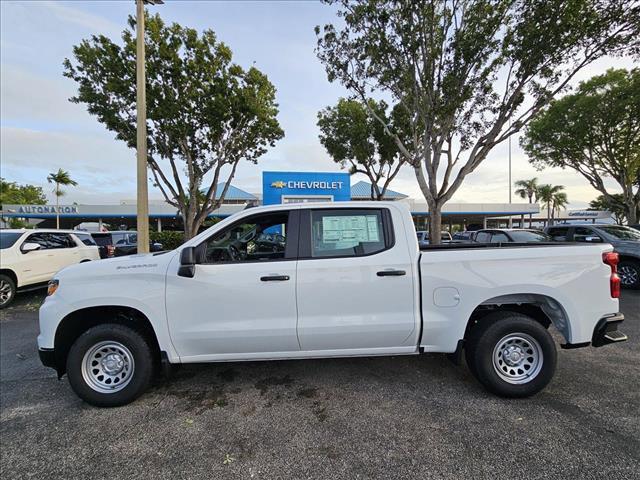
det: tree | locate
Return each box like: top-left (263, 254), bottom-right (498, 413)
top-left (589, 194), bottom-right (634, 224)
top-left (514, 177), bottom-right (539, 224)
top-left (317, 98), bottom-right (407, 199)
top-left (64, 14), bottom-right (284, 239)
top-left (47, 169), bottom-right (78, 229)
top-left (0, 178), bottom-right (47, 205)
top-left (316, 0), bottom-right (639, 243)
top-left (0, 178), bottom-right (47, 228)
top-left (523, 68), bottom-right (640, 224)
top-left (536, 184), bottom-right (565, 225)
top-left (552, 191), bottom-right (569, 220)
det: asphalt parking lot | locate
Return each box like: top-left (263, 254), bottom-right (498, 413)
top-left (1, 290), bottom-right (639, 479)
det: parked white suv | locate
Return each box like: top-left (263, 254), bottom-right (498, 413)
top-left (0, 229), bottom-right (100, 308)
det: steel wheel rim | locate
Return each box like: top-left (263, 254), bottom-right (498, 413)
top-left (619, 265), bottom-right (638, 286)
top-left (492, 333), bottom-right (543, 385)
top-left (0, 280), bottom-right (13, 305)
top-left (81, 341), bottom-right (135, 394)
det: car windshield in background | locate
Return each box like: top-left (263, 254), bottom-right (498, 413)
top-left (508, 231), bottom-right (550, 242)
top-left (0, 232), bottom-right (23, 249)
top-left (599, 226), bottom-right (640, 241)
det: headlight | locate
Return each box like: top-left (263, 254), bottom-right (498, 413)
top-left (47, 279), bottom-right (59, 297)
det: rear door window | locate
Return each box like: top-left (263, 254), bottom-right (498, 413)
top-left (475, 232), bottom-right (491, 243)
top-left (47, 233), bottom-right (75, 249)
top-left (489, 232), bottom-right (510, 243)
top-left (573, 227), bottom-right (600, 242)
top-left (546, 227), bottom-right (569, 241)
top-left (308, 209), bottom-right (388, 258)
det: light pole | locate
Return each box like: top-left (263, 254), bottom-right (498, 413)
top-left (135, 0), bottom-right (163, 254)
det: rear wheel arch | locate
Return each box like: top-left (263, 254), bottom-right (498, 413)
top-left (54, 306), bottom-right (161, 377)
top-left (464, 293), bottom-right (571, 344)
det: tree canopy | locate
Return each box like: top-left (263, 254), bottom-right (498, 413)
top-left (316, 0), bottom-right (639, 242)
top-left (317, 98), bottom-right (407, 199)
top-left (64, 13), bottom-right (284, 238)
top-left (523, 68), bottom-right (640, 224)
top-left (0, 178), bottom-right (47, 206)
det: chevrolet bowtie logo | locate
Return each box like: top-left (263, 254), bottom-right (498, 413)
top-left (271, 181), bottom-right (286, 188)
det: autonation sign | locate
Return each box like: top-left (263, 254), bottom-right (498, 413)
top-left (16, 205), bottom-right (79, 214)
top-left (263, 171), bottom-right (351, 205)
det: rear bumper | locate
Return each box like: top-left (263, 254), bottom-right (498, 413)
top-left (592, 313), bottom-right (627, 347)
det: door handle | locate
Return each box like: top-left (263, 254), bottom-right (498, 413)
top-left (260, 275), bottom-right (290, 282)
top-left (377, 270), bottom-right (406, 277)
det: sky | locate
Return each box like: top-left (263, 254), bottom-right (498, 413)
top-left (0, 0), bottom-right (636, 208)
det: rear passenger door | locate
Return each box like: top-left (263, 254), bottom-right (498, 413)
top-left (46, 233), bottom-right (80, 271)
top-left (295, 208), bottom-right (417, 352)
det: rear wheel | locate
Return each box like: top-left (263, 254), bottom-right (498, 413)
top-left (466, 311), bottom-right (556, 398)
top-left (66, 324), bottom-right (154, 407)
top-left (0, 274), bottom-right (16, 309)
top-left (618, 259), bottom-right (640, 289)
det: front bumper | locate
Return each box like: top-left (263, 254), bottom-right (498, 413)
top-left (592, 313), bottom-right (627, 347)
top-left (38, 348), bottom-right (57, 370)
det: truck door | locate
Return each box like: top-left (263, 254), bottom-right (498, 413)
top-left (295, 207), bottom-right (417, 352)
top-left (165, 210), bottom-right (301, 359)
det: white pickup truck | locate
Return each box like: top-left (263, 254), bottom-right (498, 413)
top-left (38, 202), bottom-right (627, 407)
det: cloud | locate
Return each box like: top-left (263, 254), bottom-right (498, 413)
top-left (39, 1), bottom-right (121, 37)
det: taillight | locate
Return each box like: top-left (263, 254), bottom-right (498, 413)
top-left (602, 252), bottom-right (620, 298)
top-left (107, 245), bottom-right (115, 257)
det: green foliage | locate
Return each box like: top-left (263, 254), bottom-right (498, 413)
top-left (536, 184), bottom-right (566, 222)
top-left (63, 13), bottom-right (284, 238)
top-left (523, 68), bottom-right (640, 223)
top-left (316, 0), bottom-right (639, 242)
top-left (514, 178), bottom-right (539, 203)
top-left (47, 169), bottom-right (78, 198)
top-left (317, 98), bottom-right (408, 199)
top-left (150, 230), bottom-right (185, 250)
top-left (0, 178), bottom-right (47, 206)
top-left (590, 194), bottom-right (637, 224)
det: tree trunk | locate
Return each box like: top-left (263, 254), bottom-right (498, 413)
top-left (428, 203), bottom-right (443, 246)
top-left (626, 199), bottom-right (638, 224)
top-left (183, 210), bottom-right (200, 241)
top-left (55, 185), bottom-right (60, 230)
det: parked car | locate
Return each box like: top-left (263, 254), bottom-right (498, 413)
top-left (416, 230), bottom-right (452, 247)
top-left (91, 231), bottom-right (163, 259)
top-left (545, 224), bottom-right (640, 289)
top-left (472, 229), bottom-right (551, 244)
top-left (0, 229), bottom-right (100, 309)
top-left (38, 202), bottom-right (626, 406)
top-left (452, 231), bottom-right (474, 242)
top-left (629, 224), bottom-right (640, 231)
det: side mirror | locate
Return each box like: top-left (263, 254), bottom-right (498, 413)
top-left (585, 236), bottom-right (602, 243)
top-left (21, 242), bottom-right (41, 253)
top-left (178, 246), bottom-right (196, 278)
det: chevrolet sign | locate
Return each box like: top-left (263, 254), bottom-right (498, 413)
top-left (271, 180), bottom-right (344, 190)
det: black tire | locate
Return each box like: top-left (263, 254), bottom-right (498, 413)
top-left (618, 259), bottom-right (640, 290)
top-left (0, 274), bottom-right (17, 310)
top-left (465, 311), bottom-right (557, 398)
top-left (66, 324), bottom-right (154, 407)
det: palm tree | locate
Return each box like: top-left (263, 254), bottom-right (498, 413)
top-left (514, 177), bottom-right (539, 226)
top-left (47, 169), bottom-right (78, 229)
top-left (536, 184), bottom-right (565, 226)
top-left (552, 192), bottom-right (569, 221)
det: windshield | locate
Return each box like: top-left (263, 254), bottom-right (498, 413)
top-left (508, 230), bottom-right (550, 242)
top-left (0, 232), bottom-right (23, 249)
top-left (598, 226), bottom-right (640, 241)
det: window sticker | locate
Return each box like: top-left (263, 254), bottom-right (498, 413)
top-left (321, 215), bottom-right (380, 248)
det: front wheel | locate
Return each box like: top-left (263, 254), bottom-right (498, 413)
top-left (66, 324), bottom-right (154, 407)
top-left (618, 259), bottom-right (640, 289)
top-left (0, 274), bottom-right (16, 309)
top-left (466, 312), bottom-right (557, 398)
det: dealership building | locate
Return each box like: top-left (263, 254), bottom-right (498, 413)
top-left (3, 170), bottom-right (609, 231)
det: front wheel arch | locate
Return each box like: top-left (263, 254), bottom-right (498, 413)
top-left (54, 306), bottom-right (161, 377)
